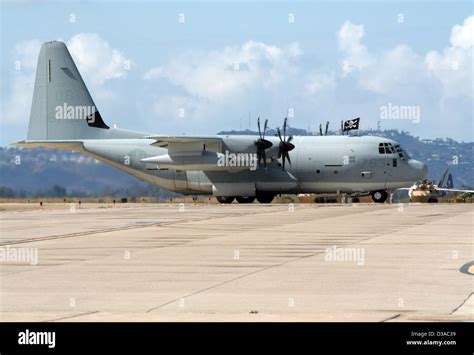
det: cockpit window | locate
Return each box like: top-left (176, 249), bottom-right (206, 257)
top-left (379, 142), bottom-right (410, 159)
top-left (379, 142), bottom-right (397, 154)
top-left (394, 144), bottom-right (404, 158)
top-left (378, 143), bottom-right (385, 154)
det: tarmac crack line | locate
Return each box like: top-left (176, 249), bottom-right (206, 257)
top-left (450, 292), bottom-right (473, 315)
top-left (45, 311), bottom-right (99, 322)
top-left (146, 250), bottom-right (326, 313)
top-left (381, 313), bottom-right (401, 322)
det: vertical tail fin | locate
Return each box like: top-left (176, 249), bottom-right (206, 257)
top-left (27, 41), bottom-right (110, 140)
top-left (437, 168), bottom-right (449, 188)
top-left (446, 173), bottom-right (454, 189)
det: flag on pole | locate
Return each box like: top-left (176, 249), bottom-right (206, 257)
top-left (343, 117), bottom-right (360, 132)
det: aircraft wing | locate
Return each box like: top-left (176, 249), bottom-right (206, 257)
top-left (437, 188), bottom-right (474, 194)
top-left (15, 140), bottom-right (85, 150)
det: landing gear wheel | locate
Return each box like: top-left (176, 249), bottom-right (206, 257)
top-left (371, 190), bottom-right (388, 203)
top-left (256, 192), bottom-right (274, 204)
top-left (216, 196), bottom-right (235, 204)
top-left (236, 196), bottom-right (256, 204)
top-left (428, 197), bottom-right (438, 203)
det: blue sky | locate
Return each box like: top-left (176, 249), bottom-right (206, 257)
top-left (1, 0), bottom-right (473, 145)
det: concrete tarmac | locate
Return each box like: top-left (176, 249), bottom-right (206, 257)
top-left (0, 202), bottom-right (472, 322)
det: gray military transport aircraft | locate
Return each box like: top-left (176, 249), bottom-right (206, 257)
top-left (16, 41), bottom-right (428, 203)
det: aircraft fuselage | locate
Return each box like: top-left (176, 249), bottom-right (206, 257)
top-left (74, 134), bottom-right (427, 197)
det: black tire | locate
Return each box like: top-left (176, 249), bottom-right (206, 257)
top-left (236, 196), bottom-right (256, 204)
top-left (371, 190), bottom-right (388, 203)
top-left (256, 192), bottom-right (274, 204)
top-left (352, 197), bottom-right (360, 203)
top-left (428, 197), bottom-right (438, 203)
top-left (216, 196), bottom-right (235, 204)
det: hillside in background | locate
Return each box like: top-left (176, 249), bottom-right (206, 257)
top-left (0, 148), bottom-right (178, 199)
top-left (0, 129), bottom-right (472, 198)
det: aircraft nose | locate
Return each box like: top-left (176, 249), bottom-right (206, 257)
top-left (408, 159), bottom-right (427, 180)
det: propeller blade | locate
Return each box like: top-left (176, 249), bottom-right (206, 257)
top-left (319, 123), bottom-right (323, 136)
top-left (255, 117), bottom-right (273, 168)
top-left (276, 117), bottom-right (295, 170)
top-left (257, 117), bottom-right (262, 139)
top-left (286, 151), bottom-right (291, 166)
top-left (325, 121), bottom-right (329, 135)
top-left (282, 151), bottom-right (286, 170)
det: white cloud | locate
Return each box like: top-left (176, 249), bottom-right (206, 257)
top-left (67, 33), bottom-right (132, 86)
top-left (425, 16), bottom-right (473, 98)
top-left (331, 16), bottom-right (473, 140)
top-left (304, 72), bottom-right (336, 96)
top-left (337, 21), bottom-right (427, 95)
top-left (360, 45), bottom-right (428, 96)
top-left (336, 17), bottom-right (473, 99)
top-left (449, 16), bottom-right (474, 49)
top-left (142, 40), bottom-right (305, 132)
top-left (143, 66), bottom-right (163, 80)
top-left (338, 21), bottom-right (372, 74)
top-left (149, 40), bottom-right (302, 100)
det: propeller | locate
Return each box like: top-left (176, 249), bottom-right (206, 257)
top-left (325, 121), bottom-right (329, 136)
top-left (277, 117), bottom-right (295, 170)
top-left (254, 117), bottom-right (273, 168)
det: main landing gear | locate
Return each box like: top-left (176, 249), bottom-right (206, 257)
top-left (216, 193), bottom-right (274, 204)
top-left (255, 192), bottom-right (274, 204)
top-left (236, 196), bottom-right (256, 204)
top-left (216, 196), bottom-right (235, 204)
top-left (371, 190), bottom-right (388, 203)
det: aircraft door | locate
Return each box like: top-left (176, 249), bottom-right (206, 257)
top-left (383, 157), bottom-right (393, 187)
